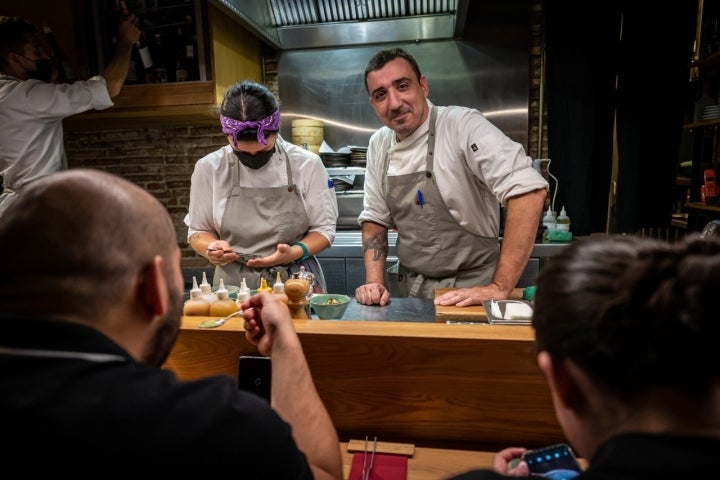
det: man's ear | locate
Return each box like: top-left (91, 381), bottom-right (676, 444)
top-left (420, 75), bottom-right (429, 97)
top-left (537, 351), bottom-right (586, 412)
top-left (139, 255), bottom-right (168, 317)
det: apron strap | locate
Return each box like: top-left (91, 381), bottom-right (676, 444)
top-left (408, 273), bottom-right (426, 298)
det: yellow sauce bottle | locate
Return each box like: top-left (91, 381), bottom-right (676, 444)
top-left (210, 278), bottom-right (239, 317)
top-left (183, 276), bottom-right (211, 316)
top-left (257, 277), bottom-right (272, 293)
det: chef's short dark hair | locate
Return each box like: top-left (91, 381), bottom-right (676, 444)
top-left (0, 16), bottom-right (38, 71)
top-left (364, 47), bottom-right (422, 94)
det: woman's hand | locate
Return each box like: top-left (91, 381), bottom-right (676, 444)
top-left (206, 240), bottom-right (236, 266)
top-left (246, 243), bottom-right (296, 268)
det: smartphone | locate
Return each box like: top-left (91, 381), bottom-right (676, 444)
top-left (237, 355), bottom-right (271, 402)
top-left (521, 443), bottom-right (582, 479)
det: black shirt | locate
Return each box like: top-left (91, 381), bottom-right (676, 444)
top-left (0, 315), bottom-right (312, 477)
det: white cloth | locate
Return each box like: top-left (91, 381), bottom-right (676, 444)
top-left (358, 101), bottom-right (549, 237)
top-left (0, 74), bottom-right (113, 215)
top-left (184, 138), bottom-right (338, 245)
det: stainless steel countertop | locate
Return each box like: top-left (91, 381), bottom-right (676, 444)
top-left (311, 297), bottom-right (436, 322)
top-left (318, 231), bottom-right (569, 258)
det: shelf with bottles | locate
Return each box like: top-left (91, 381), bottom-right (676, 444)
top-left (97, 0), bottom-right (208, 86)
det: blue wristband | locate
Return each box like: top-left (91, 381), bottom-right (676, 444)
top-left (294, 241), bottom-right (309, 261)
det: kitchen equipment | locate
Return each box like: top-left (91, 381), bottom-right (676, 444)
top-left (700, 219), bottom-right (720, 237)
top-left (701, 169), bottom-right (717, 204)
top-left (320, 152), bottom-right (351, 167)
top-left (349, 147), bottom-right (367, 166)
top-left (292, 119), bottom-right (323, 154)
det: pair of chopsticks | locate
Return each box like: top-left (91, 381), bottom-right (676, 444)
top-left (362, 435), bottom-right (377, 480)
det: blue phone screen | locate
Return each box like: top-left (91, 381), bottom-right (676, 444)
top-left (523, 444), bottom-right (581, 479)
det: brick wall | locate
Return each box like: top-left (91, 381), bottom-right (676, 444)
top-left (64, 125), bottom-right (225, 269)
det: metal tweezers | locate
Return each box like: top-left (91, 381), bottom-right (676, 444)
top-left (361, 435), bottom-right (377, 480)
top-left (233, 252), bottom-right (261, 263)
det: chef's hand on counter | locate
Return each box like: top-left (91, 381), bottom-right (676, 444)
top-left (434, 283), bottom-right (510, 307)
top-left (355, 282), bottom-right (391, 306)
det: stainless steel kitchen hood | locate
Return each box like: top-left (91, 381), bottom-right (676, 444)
top-left (211, 0), bottom-right (469, 50)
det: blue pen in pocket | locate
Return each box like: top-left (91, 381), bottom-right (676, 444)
top-left (327, 179), bottom-right (333, 189)
top-left (417, 190), bottom-right (424, 208)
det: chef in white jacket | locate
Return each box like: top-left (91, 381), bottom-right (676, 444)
top-left (0, 15), bottom-right (140, 216)
top-left (184, 80), bottom-right (338, 292)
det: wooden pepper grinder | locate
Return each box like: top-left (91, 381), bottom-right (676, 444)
top-left (284, 272), bottom-right (310, 319)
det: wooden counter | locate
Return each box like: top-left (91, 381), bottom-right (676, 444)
top-left (164, 314), bottom-right (564, 451)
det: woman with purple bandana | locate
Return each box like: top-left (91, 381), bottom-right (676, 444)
top-left (184, 81), bottom-right (338, 291)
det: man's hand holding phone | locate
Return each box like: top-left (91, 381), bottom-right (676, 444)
top-left (521, 443), bottom-right (582, 479)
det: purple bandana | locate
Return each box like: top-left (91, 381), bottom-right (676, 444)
top-left (220, 110), bottom-right (281, 147)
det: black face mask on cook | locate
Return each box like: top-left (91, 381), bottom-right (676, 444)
top-left (21, 55), bottom-right (55, 82)
top-left (233, 148), bottom-right (275, 170)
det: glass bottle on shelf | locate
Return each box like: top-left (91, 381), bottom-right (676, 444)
top-left (174, 26), bottom-right (190, 82)
top-left (174, 17), bottom-right (197, 82)
top-left (120, 0), bottom-right (155, 83)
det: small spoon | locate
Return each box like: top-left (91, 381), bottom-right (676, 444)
top-left (198, 310), bottom-right (242, 329)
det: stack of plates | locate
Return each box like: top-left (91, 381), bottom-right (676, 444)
top-left (320, 152), bottom-right (351, 167)
top-left (702, 105), bottom-right (720, 120)
top-left (349, 147), bottom-right (367, 166)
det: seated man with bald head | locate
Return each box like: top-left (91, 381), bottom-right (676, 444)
top-left (0, 169), bottom-right (342, 477)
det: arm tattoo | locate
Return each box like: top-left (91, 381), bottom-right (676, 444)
top-left (363, 233), bottom-right (388, 261)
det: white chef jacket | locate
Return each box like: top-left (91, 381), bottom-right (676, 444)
top-left (184, 138), bottom-right (338, 245)
top-left (0, 74), bottom-right (113, 214)
top-left (358, 101), bottom-right (548, 237)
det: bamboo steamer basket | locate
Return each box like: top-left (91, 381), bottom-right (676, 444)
top-left (292, 119), bottom-right (324, 153)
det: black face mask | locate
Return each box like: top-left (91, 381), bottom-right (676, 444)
top-left (21, 55), bottom-right (55, 82)
top-left (233, 148), bottom-right (275, 170)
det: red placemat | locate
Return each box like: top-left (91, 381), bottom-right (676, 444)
top-left (348, 452), bottom-right (408, 480)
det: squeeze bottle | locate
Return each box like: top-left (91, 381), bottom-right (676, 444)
top-left (183, 276), bottom-right (211, 316)
top-left (210, 278), bottom-right (239, 317)
top-left (556, 206), bottom-right (571, 232)
top-left (199, 271), bottom-right (217, 305)
top-left (235, 277), bottom-right (251, 308)
top-left (272, 271), bottom-right (289, 306)
top-left (257, 277), bottom-right (272, 293)
top-left (542, 205), bottom-right (556, 231)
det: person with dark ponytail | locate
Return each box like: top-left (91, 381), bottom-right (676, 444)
top-left (184, 80), bottom-right (338, 291)
top-left (452, 233), bottom-right (720, 479)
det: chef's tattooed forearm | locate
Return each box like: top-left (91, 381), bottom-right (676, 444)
top-left (363, 233), bottom-right (388, 261)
